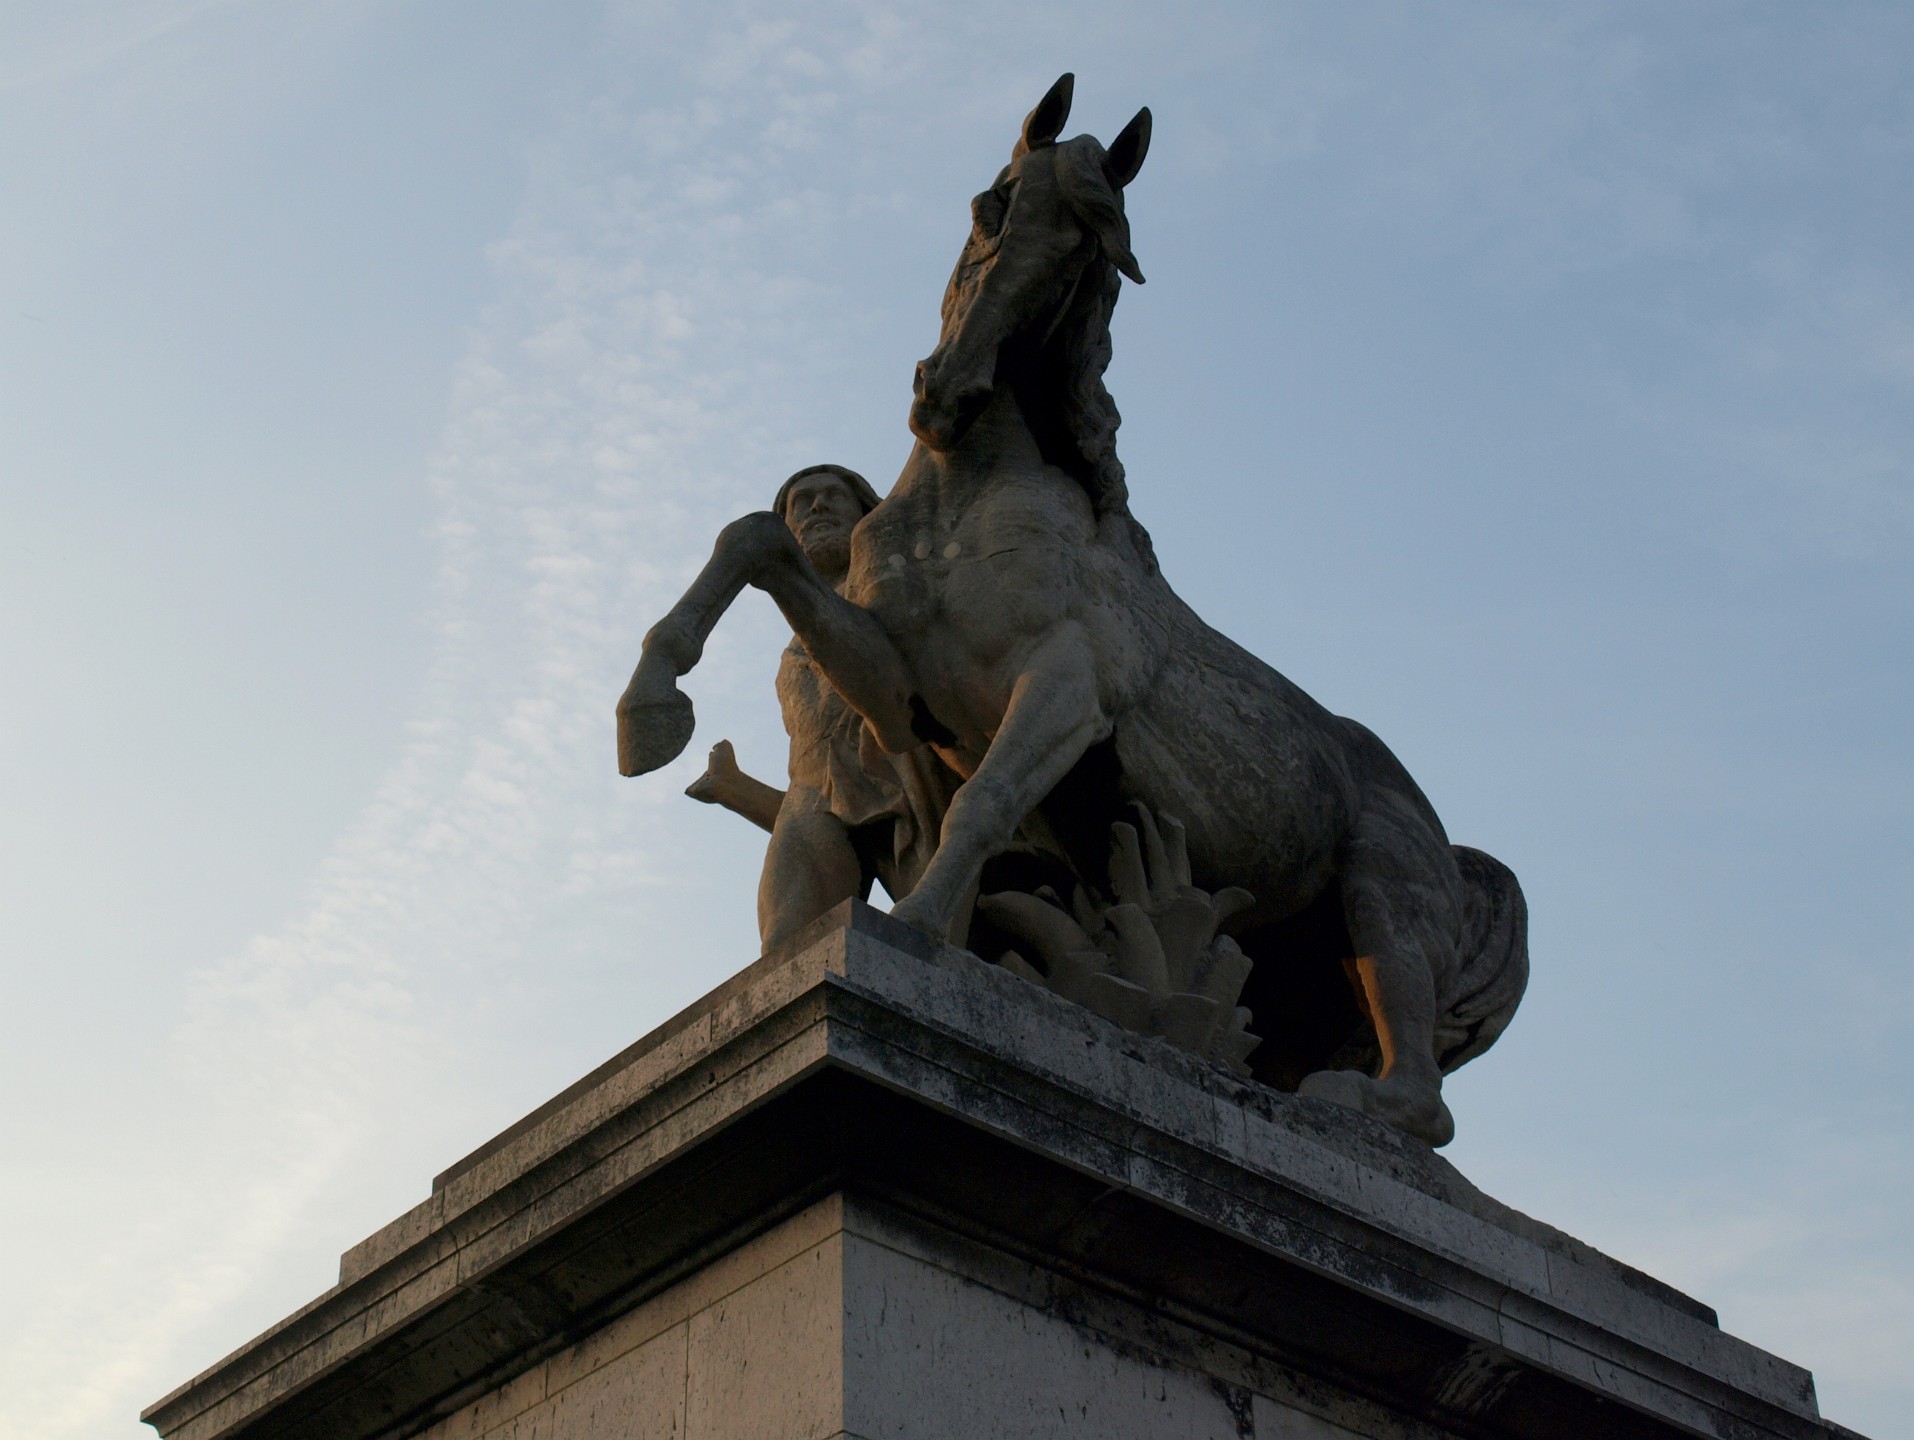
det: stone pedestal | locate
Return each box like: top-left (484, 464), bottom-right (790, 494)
top-left (143, 903), bottom-right (1866, 1440)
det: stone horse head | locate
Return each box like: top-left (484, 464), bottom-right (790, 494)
top-left (910, 73), bottom-right (1151, 518)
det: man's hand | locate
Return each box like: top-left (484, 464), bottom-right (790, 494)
top-left (686, 740), bottom-right (785, 834)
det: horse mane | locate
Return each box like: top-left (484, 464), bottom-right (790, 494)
top-left (1050, 248), bottom-right (1128, 516)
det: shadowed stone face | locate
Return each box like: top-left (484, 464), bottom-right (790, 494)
top-left (782, 472), bottom-right (865, 583)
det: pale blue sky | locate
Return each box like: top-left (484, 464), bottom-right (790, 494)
top-left (2, 4), bottom-right (1910, 1436)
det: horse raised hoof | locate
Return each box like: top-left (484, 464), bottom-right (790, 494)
top-left (616, 681), bottom-right (696, 778)
top-left (1297, 1068), bottom-right (1456, 1148)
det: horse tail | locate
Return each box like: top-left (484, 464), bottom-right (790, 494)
top-left (1435, 846), bottom-right (1530, 1074)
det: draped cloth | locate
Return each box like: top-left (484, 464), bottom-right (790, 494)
top-left (777, 637), bottom-right (961, 898)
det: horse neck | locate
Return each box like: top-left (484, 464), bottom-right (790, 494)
top-left (976, 271), bottom-right (1122, 513)
top-left (899, 385), bottom-right (1057, 509)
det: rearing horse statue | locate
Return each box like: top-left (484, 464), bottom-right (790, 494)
top-left (617, 75), bottom-right (1527, 1146)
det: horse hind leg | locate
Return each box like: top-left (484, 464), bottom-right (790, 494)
top-left (1297, 796), bottom-right (1458, 1147)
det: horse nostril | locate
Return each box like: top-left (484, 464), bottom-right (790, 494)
top-left (913, 362), bottom-right (930, 399)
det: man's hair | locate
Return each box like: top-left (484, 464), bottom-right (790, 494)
top-left (774, 463), bottom-right (882, 521)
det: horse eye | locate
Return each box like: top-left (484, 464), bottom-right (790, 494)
top-left (970, 187), bottom-right (1008, 237)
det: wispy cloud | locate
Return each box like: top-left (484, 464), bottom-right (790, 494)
top-left (0, 0), bottom-right (382, 97)
top-left (0, 6), bottom-right (939, 1432)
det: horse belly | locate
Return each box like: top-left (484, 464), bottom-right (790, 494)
top-left (1114, 636), bottom-right (1358, 922)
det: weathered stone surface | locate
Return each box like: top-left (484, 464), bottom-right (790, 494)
top-left (143, 905), bottom-right (1866, 1440)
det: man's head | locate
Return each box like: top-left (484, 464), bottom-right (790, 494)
top-left (775, 463), bottom-right (880, 580)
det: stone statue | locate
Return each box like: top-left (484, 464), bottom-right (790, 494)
top-left (683, 464), bottom-right (960, 951)
top-left (618, 75), bottom-right (1527, 1146)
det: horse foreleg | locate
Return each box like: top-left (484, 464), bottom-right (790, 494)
top-left (890, 627), bottom-right (1110, 942)
top-left (749, 525), bottom-right (920, 755)
top-left (618, 512), bottom-right (777, 776)
top-left (618, 511), bottom-right (917, 776)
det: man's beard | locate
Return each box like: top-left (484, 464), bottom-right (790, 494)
top-left (800, 529), bottom-right (851, 580)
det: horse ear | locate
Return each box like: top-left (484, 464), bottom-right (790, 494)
top-left (1013, 73), bottom-right (1074, 159)
top-left (1104, 107), bottom-right (1151, 187)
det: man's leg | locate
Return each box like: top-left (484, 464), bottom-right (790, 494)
top-left (758, 789), bottom-right (867, 950)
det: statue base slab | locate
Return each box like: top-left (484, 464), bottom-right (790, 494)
top-left (143, 902), bottom-right (1864, 1440)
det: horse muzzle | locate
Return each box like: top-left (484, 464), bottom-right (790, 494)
top-left (910, 359), bottom-right (992, 453)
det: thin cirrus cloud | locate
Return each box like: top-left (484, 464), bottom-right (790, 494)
top-left (1, 14), bottom-right (934, 1434)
